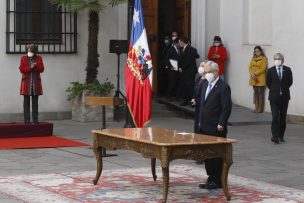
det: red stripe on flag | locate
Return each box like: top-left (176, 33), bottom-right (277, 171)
top-left (125, 60), bottom-right (152, 128)
top-left (125, 0), bottom-right (153, 127)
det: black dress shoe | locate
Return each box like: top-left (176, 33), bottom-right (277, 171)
top-left (199, 181), bottom-right (221, 189)
top-left (198, 182), bottom-right (208, 189)
top-left (206, 181), bottom-right (221, 189)
top-left (271, 137), bottom-right (279, 144)
top-left (279, 137), bottom-right (285, 142)
top-left (198, 179), bottom-right (211, 189)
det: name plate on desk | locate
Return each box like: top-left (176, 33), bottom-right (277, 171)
top-left (85, 96), bottom-right (124, 106)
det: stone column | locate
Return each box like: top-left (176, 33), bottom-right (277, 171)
top-left (191, 0), bottom-right (207, 61)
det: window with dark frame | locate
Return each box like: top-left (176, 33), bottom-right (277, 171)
top-left (6, 0), bottom-right (78, 54)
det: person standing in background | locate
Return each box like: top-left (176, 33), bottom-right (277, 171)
top-left (171, 31), bottom-right (178, 42)
top-left (249, 46), bottom-right (268, 113)
top-left (207, 36), bottom-right (227, 80)
top-left (266, 53), bottom-right (293, 144)
top-left (158, 31), bottom-right (179, 96)
top-left (192, 60), bottom-right (207, 133)
top-left (19, 44), bottom-right (44, 124)
top-left (165, 38), bottom-right (180, 101)
top-left (158, 35), bottom-right (171, 96)
top-left (178, 36), bottom-right (200, 106)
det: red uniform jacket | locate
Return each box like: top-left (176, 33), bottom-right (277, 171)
top-left (19, 55), bottom-right (44, 95)
top-left (207, 46), bottom-right (228, 75)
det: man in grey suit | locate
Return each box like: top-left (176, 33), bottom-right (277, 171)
top-left (194, 61), bottom-right (232, 189)
top-left (266, 53), bottom-right (293, 144)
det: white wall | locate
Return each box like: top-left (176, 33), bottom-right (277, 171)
top-left (190, 0), bottom-right (206, 64)
top-left (205, 0), bottom-right (220, 55)
top-left (0, 2), bottom-right (128, 115)
top-left (218, 0), bottom-right (304, 116)
top-left (248, 0), bottom-right (272, 45)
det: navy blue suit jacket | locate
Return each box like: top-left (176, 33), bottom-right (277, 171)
top-left (266, 65), bottom-right (293, 101)
top-left (195, 78), bottom-right (232, 137)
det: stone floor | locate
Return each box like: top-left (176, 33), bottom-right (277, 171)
top-left (0, 100), bottom-right (303, 202)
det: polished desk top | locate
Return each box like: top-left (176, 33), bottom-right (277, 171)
top-left (92, 128), bottom-right (237, 146)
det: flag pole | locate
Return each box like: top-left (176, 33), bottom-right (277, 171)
top-left (123, 0), bottom-right (136, 128)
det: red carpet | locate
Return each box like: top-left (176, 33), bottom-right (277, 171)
top-left (0, 136), bottom-right (89, 150)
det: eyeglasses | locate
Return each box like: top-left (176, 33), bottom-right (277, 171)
top-left (254, 50), bottom-right (261, 53)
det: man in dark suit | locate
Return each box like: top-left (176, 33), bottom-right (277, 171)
top-left (195, 61), bottom-right (232, 189)
top-left (178, 37), bottom-right (200, 106)
top-left (266, 53), bottom-right (293, 144)
top-left (165, 38), bottom-right (181, 100)
top-left (158, 32), bottom-right (179, 96)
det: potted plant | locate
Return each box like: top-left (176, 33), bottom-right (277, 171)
top-left (66, 80), bottom-right (114, 122)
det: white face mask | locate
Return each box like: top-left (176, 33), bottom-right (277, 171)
top-left (198, 67), bottom-right (204, 75)
top-left (274, 60), bottom-right (282, 67)
top-left (205, 73), bottom-right (216, 83)
top-left (172, 36), bottom-right (177, 41)
top-left (28, 52), bottom-right (34, 57)
top-left (214, 42), bottom-right (220, 47)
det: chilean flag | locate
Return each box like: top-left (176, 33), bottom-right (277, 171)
top-left (125, 0), bottom-right (153, 128)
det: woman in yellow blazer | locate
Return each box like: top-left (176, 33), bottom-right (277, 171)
top-left (249, 46), bottom-right (268, 113)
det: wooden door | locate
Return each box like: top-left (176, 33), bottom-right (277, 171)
top-left (140, 0), bottom-right (191, 94)
top-left (142, 0), bottom-right (158, 93)
top-left (175, 0), bottom-right (191, 38)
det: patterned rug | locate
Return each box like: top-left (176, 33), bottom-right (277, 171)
top-left (0, 164), bottom-right (303, 203)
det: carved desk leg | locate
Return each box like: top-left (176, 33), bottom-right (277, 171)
top-left (151, 158), bottom-right (157, 181)
top-left (161, 147), bottom-right (170, 203)
top-left (161, 166), bottom-right (169, 203)
top-left (93, 145), bottom-right (103, 185)
top-left (221, 144), bottom-right (233, 201)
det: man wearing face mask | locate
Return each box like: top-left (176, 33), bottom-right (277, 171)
top-left (194, 61), bottom-right (232, 189)
top-left (19, 44), bottom-right (44, 124)
top-left (192, 61), bottom-right (207, 133)
top-left (165, 38), bottom-right (181, 101)
top-left (161, 31), bottom-right (178, 59)
top-left (207, 36), bottom-right (228, 80)
top-left (171, 31), bottom-right (178, 42)
top-left (266, 53), bottom-right (293, 144)
top-left (158, 32), bottom-right (179, 96)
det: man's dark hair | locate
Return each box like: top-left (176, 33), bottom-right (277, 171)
top-left (179, 36), bottom-right (189, 44)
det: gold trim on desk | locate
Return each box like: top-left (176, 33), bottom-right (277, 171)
top-left (92, 127), bottom-right (236, 202)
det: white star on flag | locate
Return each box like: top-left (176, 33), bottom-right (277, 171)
top-left (133, 9), bottom-right (140, 27)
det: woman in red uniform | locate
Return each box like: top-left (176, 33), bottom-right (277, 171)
top-left (207, 36), bottom-right (228, 80)
top-left (19, 44), bottom-right (44, 124)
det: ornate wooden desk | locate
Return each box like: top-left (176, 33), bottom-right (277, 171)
top-left (92, 128), bottom-right (237, 202)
